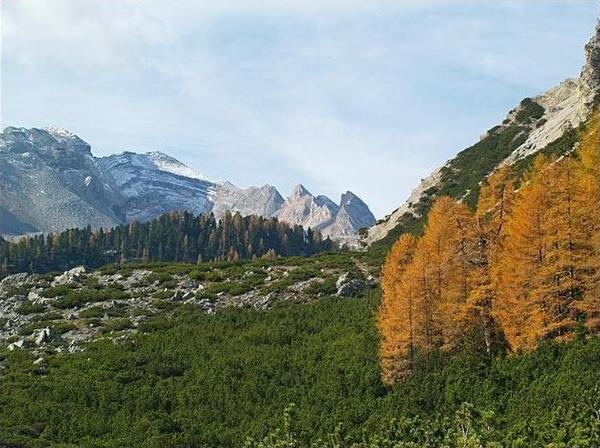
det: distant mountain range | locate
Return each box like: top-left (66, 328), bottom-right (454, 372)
top-left (0, 127), bottom-right (375, 242)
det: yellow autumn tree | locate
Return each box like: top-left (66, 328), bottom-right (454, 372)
top-left (378, 234), bottom-right (418, 385)
top-left (378, 197), bottom-right (473, 384)
top-left (573, 112), bottom-right (600, 332)
top-left (411, 197), bottom-right (473, 352)
top-left (494, 156), bottom-right (555, 351)
top-left (495, 117), bottom-right (600, 351)
top-left (467, 166), bottom-right (515, 354)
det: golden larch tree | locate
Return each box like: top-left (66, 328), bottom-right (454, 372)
top-left (468, 166), bottom-right (515, 354)
top-left (378, 234), bottom-right (418, 385)
top-left (413, 197), bottom-right (473, 351)
top-left (573, 112), bottom-right (600, 332)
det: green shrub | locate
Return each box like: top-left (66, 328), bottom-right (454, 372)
top-left (41, 285), bottom-right (73, 298)
top-left (102, 318), bottom-right (132, 333)
top-left (53, 288), bottom-right (130, 309)
top-left (79, 306), bottom-right (106, 319)
top-left (15, 301), bottom-right (46, 315)
top-left (1, 294), bottom-right (598, 448)
top-left (52, 321), bottom-right (76, 334)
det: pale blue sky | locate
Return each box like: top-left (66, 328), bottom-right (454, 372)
top-left (1, 0), bottom-right (597, 217)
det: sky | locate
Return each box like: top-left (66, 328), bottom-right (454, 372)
top-left (1, 0), bottom-right (598, 217)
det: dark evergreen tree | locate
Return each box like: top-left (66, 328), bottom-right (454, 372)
top-left (0, 212), bottom-right (333, 277)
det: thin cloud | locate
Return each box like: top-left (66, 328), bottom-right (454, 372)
top-left (1, 0), bottom-right (597, 216)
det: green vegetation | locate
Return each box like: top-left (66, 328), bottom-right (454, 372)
top-left (0, 211), bottom-right (333, 278)
top-left (1, 290), bottom-right (597, 448)
top-left (15, 301), bottom-right (46, 315)
top-left (52, 288), bottom-right (130, 309)
top-left (369, 99), bottom-right (589, 261)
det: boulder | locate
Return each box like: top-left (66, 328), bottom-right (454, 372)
top-left (27, 289), bottom-right (44, 303)
top-left (335, 272), bottom-right (369, 297)
top-left (8, 339), bottom-right (26, 350)
top-left (52, 266), bottom-right (86, 286)
top-left (34, 327), bottom-right (62, 345)
top-left (121, 270), bottom-right (152, 288)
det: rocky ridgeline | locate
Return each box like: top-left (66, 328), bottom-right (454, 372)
top-left (365, 18), bottom-right (600, 246)
top-left (0, 261), bottom-right (377, 356)
top-left (0, 127), bottom-right (376, 242)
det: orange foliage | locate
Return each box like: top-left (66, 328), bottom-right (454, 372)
top-left (378, 112), bottom-right (600, 384)
top-left (378, 234), bottom-right (417, 385)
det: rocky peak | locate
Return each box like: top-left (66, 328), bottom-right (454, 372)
top-left (145, 151), bottom-right (209, 181)
top-left (1, 127), bottom-right (91, 156)
top-left (211, 182), bottom-right (284, 219)
top-left (581, 18), bottom-right (600, 103)
top-left (340, 191), bottom-right (362, 207)
top-left (326, 191), bottom-right (376, 242)
top-left (292, 184), bottom-right (312, 197)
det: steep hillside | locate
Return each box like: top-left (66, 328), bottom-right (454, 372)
top-left (365, 19), bottom-right (600, 251)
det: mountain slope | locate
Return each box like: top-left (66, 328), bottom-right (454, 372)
top-left (97, 151), bottom-right (214, 222)
top-left (0, 127), bottom-right (125, 235)
top-left (365, 19), bottom-right (600, 249)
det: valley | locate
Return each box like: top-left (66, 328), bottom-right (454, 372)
top-left (0, 5), bottom-right (599, 448)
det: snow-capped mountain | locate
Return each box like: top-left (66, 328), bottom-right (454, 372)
top-left (0, 129), bottom-right (375, 242)
top-left (0, 127), bottom-right (125, 235)
top-left (97, 151), bottom-right (214, 222)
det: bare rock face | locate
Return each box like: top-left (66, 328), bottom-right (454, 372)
top-left (322, 192), bottom-right (376, 244)
top-left (275, 186), bottom-right (375, 243)
top-left (211, 182), bottom-right (285, 219)
top-left (276, 185), bottom-right (339, 231)
top-left (581, 18), bottom-right (600, 105)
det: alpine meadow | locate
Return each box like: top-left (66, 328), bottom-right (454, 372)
top-left (0, 2), bottom-right (599, 448)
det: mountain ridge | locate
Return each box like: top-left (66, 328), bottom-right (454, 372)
top-left (364, 18), bottom-right (600, 248)
top-left (0, 129), bottom-right (375, 242)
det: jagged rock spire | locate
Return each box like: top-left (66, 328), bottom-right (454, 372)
top-left (581, 17), bottom-right (600, 104)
